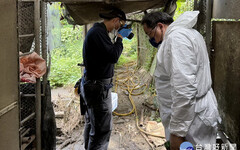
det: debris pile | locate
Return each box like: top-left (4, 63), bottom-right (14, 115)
top-left (52, 87), bottom-right (83, 149)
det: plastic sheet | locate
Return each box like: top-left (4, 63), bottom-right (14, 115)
top-left (20, 52), bottom-right (46, 83)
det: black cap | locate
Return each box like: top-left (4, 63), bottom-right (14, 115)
top-left (99, 7), bottom-right (126, 21)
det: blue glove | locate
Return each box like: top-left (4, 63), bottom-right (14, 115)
top-left (118, 25), bottom-right (132, 38)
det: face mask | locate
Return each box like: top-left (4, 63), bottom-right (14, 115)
top-left (149, 37), bottom-right (162, 48)
top-left (109, 24), bottom-right (118, 43)
top-left (149, 26), bottom-right (163, 48)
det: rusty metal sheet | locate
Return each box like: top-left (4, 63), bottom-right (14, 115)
top-left (0, 0), bottom-right (19, 149)
top-left (212, 21), bottom-right (240, 146)
top-left (0, 108), bottom-right (19, 150)
top-left (46, 0), bottom-right (152, 2)
top-left (213, 0), bottom-right (240, 19)
top-left (0, 0), bottom-right (19, 113)
top-left (52, 0), bottom-right (167, 25)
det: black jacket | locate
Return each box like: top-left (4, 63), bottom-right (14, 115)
top-left (83, 22), bottom-right (123, 79)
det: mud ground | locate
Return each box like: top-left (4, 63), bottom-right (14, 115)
top-left (51, 67), bottom-right (166, 150)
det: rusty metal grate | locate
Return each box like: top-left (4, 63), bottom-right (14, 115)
top-left (20, 83), bottom-right (36, 94)
top-left (20, 97), bottom-right (36, 130)
top-left (20, 83), bottom-right (37, 133)
top-left (18, 2), bottom-right (35, 53)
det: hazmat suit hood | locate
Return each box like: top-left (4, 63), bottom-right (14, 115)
top-left (165, 11), bottom-right (199, 39)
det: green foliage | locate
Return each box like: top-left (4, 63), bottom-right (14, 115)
top-left (174, 0), bottom-right (194, 20)
top-left (143, 42), bottom-right (157, 71)
top-left (49, 21), bottom-right (83, 87)
top-left (155, 117), bottom-right (162, 123)
top-left (116, 29), bottom-right (138, 67)
top-left (149, 84), bottom-right (156, 96)
top-left (150, 111), bottom-right (161, 122)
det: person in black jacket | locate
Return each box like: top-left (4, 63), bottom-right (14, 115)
top-left (81, 7), bottom-right (126, 150)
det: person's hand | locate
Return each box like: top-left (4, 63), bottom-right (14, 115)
top-left (117, 33), bottom-right (123, 39)
top-left (170, 134), bottom-right (185, 150)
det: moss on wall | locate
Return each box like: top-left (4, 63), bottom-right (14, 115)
top-left (137, 24), bottom-right (158, 71)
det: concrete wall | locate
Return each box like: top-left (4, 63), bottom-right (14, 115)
top-left (212, 21), bottom-right (240, 146)
top-left (0, 0), bottom-right (19, 150)
top-left (213, 0), bottom-right (240, 20)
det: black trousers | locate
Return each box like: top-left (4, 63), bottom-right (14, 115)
top-left (82, 79), bottom-right (112, 150)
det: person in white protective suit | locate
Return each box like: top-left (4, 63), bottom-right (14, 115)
top-left (141, 11), bottom-right (221, 150)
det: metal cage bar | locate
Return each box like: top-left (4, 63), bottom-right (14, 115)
top-left (34, 0), bottom-right (41, 150)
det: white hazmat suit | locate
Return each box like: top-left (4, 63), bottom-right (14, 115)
top-left (154, 11), bottom-right (221, 146)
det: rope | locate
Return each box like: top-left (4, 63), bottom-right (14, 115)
top-left (113, 62), bottom-right (165, 138)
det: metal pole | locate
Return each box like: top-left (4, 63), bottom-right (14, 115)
top-left (42, 2), bottom-right (47, 95)
top-left (84, 25), bottom-right (88, 37)
top-left (206, 0), bottom-right (212, 54)
top-left (20, 112), bottom-right (36, 126)
top-left (21, 128), bottom-right (31, 138)
top-left (34, 0), bottom-right (41, 150)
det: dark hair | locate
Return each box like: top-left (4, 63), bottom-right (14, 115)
top-left (141, 12), bottom-right (173, 28)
